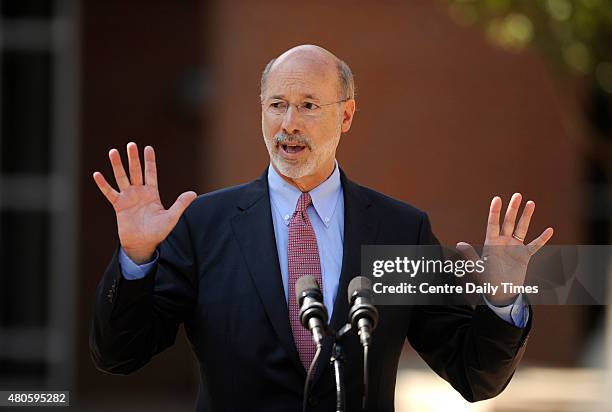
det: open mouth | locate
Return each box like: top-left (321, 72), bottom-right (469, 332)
top-left (280, 143), bottom-right (306, 154)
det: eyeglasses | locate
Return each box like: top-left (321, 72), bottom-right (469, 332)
top-left (262, 98), bottom-right (349, 117)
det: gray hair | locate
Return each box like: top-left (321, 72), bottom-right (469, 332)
top-left (260, 57), bottom-right (355, 101)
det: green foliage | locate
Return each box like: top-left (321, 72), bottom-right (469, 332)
top-left (446, 0), bottom-right (612, 93)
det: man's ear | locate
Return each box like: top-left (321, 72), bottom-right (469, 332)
top-left (341, 99), bottom-right (356, 133)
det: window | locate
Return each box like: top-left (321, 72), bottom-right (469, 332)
top-left (0, 0), bottom-right (77, 390)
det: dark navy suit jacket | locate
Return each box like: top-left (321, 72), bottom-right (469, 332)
top-left (90, 169), bottom-right (531, 411)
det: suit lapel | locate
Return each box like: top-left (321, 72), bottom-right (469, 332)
top-left (230, 168), bottom-right (381, 385)
top-left (311, 169), bottom-right (380, 387)
top-left (230, 170), bottom-right (305, 376)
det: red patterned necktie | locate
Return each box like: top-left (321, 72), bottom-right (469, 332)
top-left (288, 192), bottom-right (323, 370)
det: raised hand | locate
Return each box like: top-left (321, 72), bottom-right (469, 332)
top-left (457, 193), bottom-right (554, 305)
top-left (93, 142), bottom-right (197, 264)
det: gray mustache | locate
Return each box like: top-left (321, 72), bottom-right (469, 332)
top-left (275, 133), bottom-right (311, 150)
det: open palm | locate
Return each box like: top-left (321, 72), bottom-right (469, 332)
top-left (457, 193), bottom-right (554, 305)
top-left (93, 142), bottom-right (197, 263)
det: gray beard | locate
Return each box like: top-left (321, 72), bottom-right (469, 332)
top-left (264, 120), bottom-right (342, 180)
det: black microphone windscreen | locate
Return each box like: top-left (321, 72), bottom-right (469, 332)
top-left (348, 276), bottom-right (372, 303)
top-left (295, 275), bottom-right (320, 302)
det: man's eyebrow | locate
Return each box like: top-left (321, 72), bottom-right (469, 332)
top-left (268, 94), bottom-right (320, 100)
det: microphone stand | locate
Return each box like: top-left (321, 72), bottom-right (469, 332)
top-left (329, 324), bottom-right (352, 412)
top-left (306, 323), bottom-right (372, 412)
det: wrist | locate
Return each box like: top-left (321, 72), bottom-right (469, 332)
top-left (123, 245), bottom-right (157, 265)
top-left (485, 292), bottom-right (519, 307)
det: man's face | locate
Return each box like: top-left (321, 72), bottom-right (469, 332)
top-left (261, 59), bottom-right (347, 181)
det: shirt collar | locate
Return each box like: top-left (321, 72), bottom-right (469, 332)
top-left (267, 160), bottom-right (342, 228)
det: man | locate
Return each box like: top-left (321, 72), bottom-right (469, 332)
top-left (90, 45), bottom-right (553, 411)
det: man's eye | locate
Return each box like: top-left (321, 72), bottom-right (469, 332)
top-left (303, 102), bottom-right (319, 110)
top-left (270, 102), bottom-right (287, 109)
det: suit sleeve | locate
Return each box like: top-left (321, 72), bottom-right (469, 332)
top-left (406, 212), bottom-right (531, 402)
top-left (89, 213), bottom-right (197, 375)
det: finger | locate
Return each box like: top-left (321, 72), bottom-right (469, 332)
top-left (92, 171), bottom-right (119, 204)
top-left (144, 146), bottom-right (158, 187)
top-left (501, 193), bottom-right (522, 237)
top-left (109, 148), bottom-right (130, 190)
top-left (167, 191), bottom-right (197, 224)
top-left (456, 242), bottom-right (480, 262)
top-left (127, 142), bottom-right (143, 185)
top-left (527, 227), bottom-right (554, 255)
top-left (513, 200), bottom-right (535, 240)
top-left (486, 196), bottom-right (502, 239)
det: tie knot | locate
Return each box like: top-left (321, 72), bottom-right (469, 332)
top-left (295, 192), bottom-right (312, 213)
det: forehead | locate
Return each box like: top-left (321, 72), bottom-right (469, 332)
top-left (264, 60), bottom-right (338, 101)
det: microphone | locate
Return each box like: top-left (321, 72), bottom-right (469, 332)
top-left (296, 275), bottom-right (328, 348)
top-left (348, 276), bottom-right (379, 347)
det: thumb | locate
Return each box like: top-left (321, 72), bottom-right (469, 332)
top-left (456, 242), bottom-right (480, 262)
top-left (167, 191), bottom-right (197, 222)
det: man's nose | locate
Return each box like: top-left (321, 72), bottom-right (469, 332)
top-left (281, 105), bottom-right (302, 135)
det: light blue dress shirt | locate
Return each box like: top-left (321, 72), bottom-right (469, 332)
top-left (267, 162), bottom-right (344, 318)
top-left (118, 161), bottom-right (528, 327)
